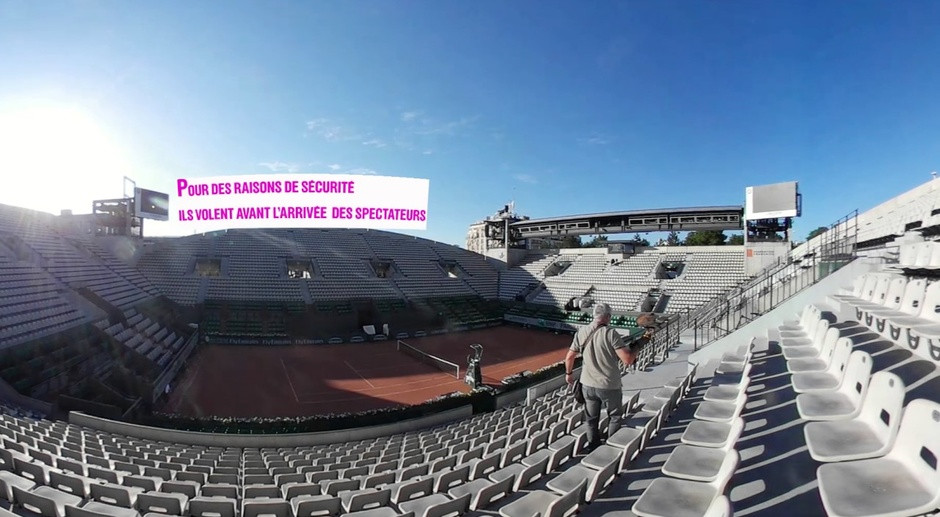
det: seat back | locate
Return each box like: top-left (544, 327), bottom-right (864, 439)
top-left (548, 479), bottom-right (586, 517)
top-left (362, 472), bottom-right (395, 490)
top-left (823, 338), bottom-right (854, 380)
top-left (857, 371), bottom-right (905, 449)
top-left (929, 242), bottom-right (940, 268)
top-left (243, 499), bottom-right (291, 517)
top-left (11, 486), bottom-right (58, 517)
top-left (244, 484), bottom-right (280, 499)
top-left (435, 464), bottom-right (470, 492)
top-left (710, 449), bottom-right (740, 493)
top-left (501, 440), bottom-right (527, 468)
top-left (528, 429), bottom-right (551, 455)
top-left (721, 418), bottom-right (745, 453)
top-left (914, 241), bottom-right (936, 267)
top-left (514, 456), bottom-right (549, 491)
top-left (395, 477), bottom-right (433, 504)
top-left (835, 352), bottom-right (873, 409)
top-left (801, 308), bottom-right (825, 337)
top-left (859, 274), bottom-right (883, 302)
top-left (346, 488), bottom-right (390, 513)
top-left (322, 478), bottom-right (358, 496)
top-left (90, 482), bottom-right (139, 508)
top-left (471, 453), bottom-right (501, 480)
top-left (587, 452), bottom-right (619, 502)
top-left (915, 281), bottom-right (940, 324)
top-left (847, 275), bottom-right (869, 298)
top-left (471, 475), bottom-right (512, 511)
top-left (138, 492), bottom-right (187, 515)
top-left (292, 496), bottom-right (340, 517)
top-left (703, 495), bottom-right (732, 517)
top-left (47, 471), bottom-right (85, 498)
top-left (897, 243), bottom-right (920, 267)
top-left (794, 304), bottom-right (817, 330)
top-left (886, 398), bottom-right (940, 498)
top-left (810, 320), bottom-right (831, 350)
top-left (868, 275), bottom-right (896, 307)
top-left (425, 492), bottom-right (470, 517)
top-left (814, 328), bottom-right (841, 366)
top-left (898, 279), bottom-right (928, 317)
top-left (881, 277), bottom-right (909, 310)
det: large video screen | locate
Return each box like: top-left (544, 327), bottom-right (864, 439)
top-left (745, 181), bottom-right (798, 219)
top-left (135, 187), bottom-right (170, 221)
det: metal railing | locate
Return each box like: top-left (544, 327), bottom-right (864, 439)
top-left (636, 210), bottom-right (859, 360)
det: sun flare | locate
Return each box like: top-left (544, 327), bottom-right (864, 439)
top-left (0, 100), bottom-right (127, 214)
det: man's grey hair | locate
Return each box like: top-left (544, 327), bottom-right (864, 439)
top-left (593, 302), bottom-right (612, 320)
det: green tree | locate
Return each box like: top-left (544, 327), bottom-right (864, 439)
top-left (633, 233), bottom-right (650, 246)
top-left (585, 235), bottom-right (609, 248)
top-left (666, 231), bottom-right (681, 246)
top-left (728, 234), bottom-right (744, 245)
top-left (559, 235), bottom-right (581, 248)
top-left (684, 230), bottom-right (728, 246)
top-left (807, 226), bottom-right (828, 240)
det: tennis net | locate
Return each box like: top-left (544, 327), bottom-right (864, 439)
top-left (397, 340), bottom-right (461, 379)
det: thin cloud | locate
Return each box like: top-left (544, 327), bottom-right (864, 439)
top-left (578, 133), bottom-right (612, 145)
top-left (305, 118), bottom-right (361, 142)
top-left (422, 150), bottom-right (434, 155)
top-left (258, 161), bottom-right (301, 173)
top-left (513, 173), bottom-right (538, 185)
top-left (328, 163), bottom-right (342, 171)
top-left (346, 167), bottom-right (379, 175)
top-left (400, 111), bottom-right (421, 122)
top-left (362, 138), bottom-right (387, 148)
top-left (413, 115), bottom-right (480, 136)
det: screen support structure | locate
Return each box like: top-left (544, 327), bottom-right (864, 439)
top-left (122, 176), bottom-right (143, 236)
top-left (123, 176), bottom-right (136, 199)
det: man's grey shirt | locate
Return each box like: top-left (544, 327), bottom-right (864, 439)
top-left (570, 322), bottom-right (626, 390)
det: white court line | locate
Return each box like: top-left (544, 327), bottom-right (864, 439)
top-left (344, 360), bottom-right (376, 389)
top-left (281, 358), bottom-right (300, 403)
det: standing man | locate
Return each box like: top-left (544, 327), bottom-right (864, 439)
top-left (565, 303), bottom-right (638, 451)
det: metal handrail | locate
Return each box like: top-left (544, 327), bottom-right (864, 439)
top-left (640, 210), bottom-right (859, 357)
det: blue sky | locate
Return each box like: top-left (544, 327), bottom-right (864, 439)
top-left (0, 1), bottom-right (938, 246)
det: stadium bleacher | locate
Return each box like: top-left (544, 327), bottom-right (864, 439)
top-left (503, 246), bottom-right (747, 315)
top-left (0, 178), bottom-right (939, 516)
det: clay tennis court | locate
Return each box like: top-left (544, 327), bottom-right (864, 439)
top-left (162, 326), bottom-right (572, 418)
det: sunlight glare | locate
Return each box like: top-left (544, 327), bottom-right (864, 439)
top-left (0, 101), bottom-right (128, 214)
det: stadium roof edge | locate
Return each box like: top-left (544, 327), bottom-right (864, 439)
top-left (515, 205), bottom-right (744, 226)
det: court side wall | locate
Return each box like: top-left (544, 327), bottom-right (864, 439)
top-left (69, 405), bottom-right (473, 447)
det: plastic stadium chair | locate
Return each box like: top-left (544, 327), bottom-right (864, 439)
top-left (397, 492), bottom-right (471, 517)
top-left (804, 371), bottom-right (905, 462)
top-left (882, 281), bottom-right (940, 344)
top-left (12, 485), bottom-right (82, 517)
top-left (693, 390), bottom-right (747, 424)
top-left (779, 304), bottom-right (818, 332)
top-left (865, 278), bottom-right (927, 337)
top-left (632, 451), bottom-right (739, 517)
top-left (817, 398), bottom-right (940, 517)
top-left (663, 419), bottom-right (743, 483)
top-left (498, 478), bottom-right (585, 517)
top-left (796, 351), bottom-right (872, 421)
top-left (545, 449), bottom-right (619, 502)
top-left (681, 417), bottom-right (745, 450)
top-left (790, 337), bottom-right (853, 394)
top-left (781, 322), bottom-right (830, 360)
top-left (64, 501), bottom-right (139, 517)
top-left (779, 308), bottom-right (825, 345)
top-left (787, 327), bottom-right (840, 374)
top-left (446, 475), bottom-right (512, 511)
